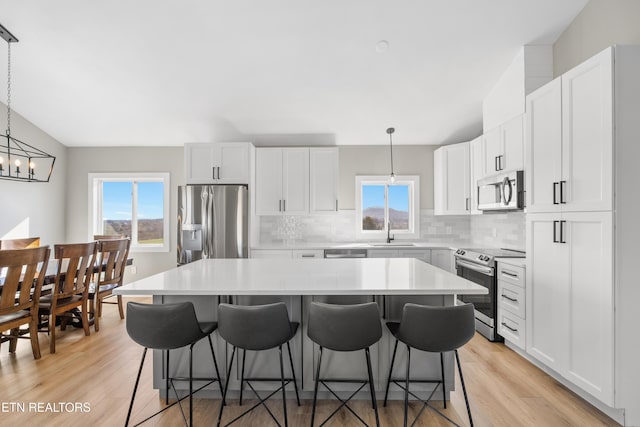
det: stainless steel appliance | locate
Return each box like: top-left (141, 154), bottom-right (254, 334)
top-left (177, 185), bottom-right (248, 265)
top-left (323, 248), bottom-right (368, 258)
top-left (455, 248), bottom-right (525, 341)
top-left (477, 170), bottom-right (524, 211)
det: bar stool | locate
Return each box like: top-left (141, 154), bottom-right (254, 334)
top-left (307, 301), bottom-right (383, 427)
top-left (383, 303), bottom-right (475, 427)
top-left (125, 302), bottom-right (223, 427)
top-left (216, 302), bottom-right (300, 427)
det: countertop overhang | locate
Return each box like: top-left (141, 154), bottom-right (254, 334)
top-left (115, 258), bottom-right (487, 296)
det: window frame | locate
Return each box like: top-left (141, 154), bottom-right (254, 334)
top-left (88, 172), bottom-right (170, 253)
top-left (355, 175), bottom-right (420, 240)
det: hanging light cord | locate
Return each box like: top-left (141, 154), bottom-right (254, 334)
top-left (387, 127), bottom-right (395, 177)
top-left (6, 41), bottom-right (11, 136)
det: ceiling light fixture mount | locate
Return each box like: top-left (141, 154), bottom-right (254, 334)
top-left (387, 127), bottom-right (395, 183)
top-left (0, 22), bottom-right (55, 183)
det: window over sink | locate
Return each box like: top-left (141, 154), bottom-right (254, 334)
top-left (88, 173), bottom-right (170, 252)
top-left (355, 175), bottom-right (420, 239)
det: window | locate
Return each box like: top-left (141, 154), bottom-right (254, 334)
top-left (89, 173), bottom-right (170, 252)
top-left (355, 175), bottom-right (420, 239)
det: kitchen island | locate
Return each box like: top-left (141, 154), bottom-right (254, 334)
top-left (115, 257), bottom-right (486, 400)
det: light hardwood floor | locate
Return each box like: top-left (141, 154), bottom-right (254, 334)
top-left (0, 296), bottom-right (618, 426)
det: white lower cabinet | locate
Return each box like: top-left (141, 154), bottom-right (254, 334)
top-left (292, 249), bottom-right (324, 258)
top-left (250, 249), bottom-right (293, 259)
top-left (497, 262), bottom-right (526, 350)
top-left (527, 211), bottom-right (613, 405)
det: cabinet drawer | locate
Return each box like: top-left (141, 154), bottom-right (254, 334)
top-left (250, 249), bottom-right (292, 259)
top-left (499, 281), bottom-right (525, 318)
top-left (497, 263), bottom-right (525, 287)
top-left (498, 311), bottom-right (526, 350)
top-left (292, 249), bottom-right (324, 259)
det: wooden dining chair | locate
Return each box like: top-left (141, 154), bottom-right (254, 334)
top-left (38, 242), bottom-right (97, 354)
top-left (0, 237), bottom-right (41, 250)
top-left (0, 246), bottom-right (50, 359)
top-left (90, 238), bottom-right (130, 332)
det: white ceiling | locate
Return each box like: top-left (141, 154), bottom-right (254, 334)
top-left (0, 0), bottom-right (588, 147)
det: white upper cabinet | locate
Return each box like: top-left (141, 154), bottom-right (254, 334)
top-left (434, 142), bottom-right (470, 215)
top-left (561, 48), bottom-right (613, 212)
top-left (526, 48), bottom-right (613, 213)
top-left (255, 148), bottom-right (309, 215)
top-left (483, 115), bottom-right (524, 175)
top-left (309, 148), bottom-right (339, 214)
top-left (185, 142), bottom-right (250, 184)
top-left (526, 78), bottom-right (562, 213)
top-left (469, 136), bottom-right (484, 215)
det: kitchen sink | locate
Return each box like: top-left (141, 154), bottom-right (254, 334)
top-left (370, 243), bottom-right (416, 246)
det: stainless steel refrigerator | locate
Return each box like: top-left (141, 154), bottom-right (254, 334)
top-left (177, 185), bottom-right (248, 265)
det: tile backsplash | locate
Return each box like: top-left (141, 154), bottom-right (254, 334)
top-left (258, 210), bottom-right (525, 250)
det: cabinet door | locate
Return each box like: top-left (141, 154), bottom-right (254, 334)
top-left (217, 143), bottom-right (249, 184)
top-left (502, 115), bottom-right (524, 171)
top-left (255, 148), bottom-right (284, 215)
top-left (526, 78), bottom-right (563, 213)
top-left (309, 148), bottom-right (338, 214)
top-left (563, 212), bottom-right (613, 405)
top-left (433, 148), bottom-right (444, 215)
top-left (282, 148), bottom-right (309, 215)
top-left (443, 143), bottom-right (470, 215)
top-left (250, 249), bottom-right (292, 259)
top-left (367, 249), bottom-right (398, 258)
top-left (430, 249), bottom-right (453, 272)
top-left (292, 249), bottom-right (324, 259)
top-left (561, 48), bottom-right (613, 212)
top-left (397, 249), bottom-right (430, 263)
top-left (484, 126), bottom-right (503, 174)
top-left (526, 213), bottom-right (567, 372)
top-left (185, 143), bottom-right (216, 184)
top-left (469, 136), bottom-right (484, 215)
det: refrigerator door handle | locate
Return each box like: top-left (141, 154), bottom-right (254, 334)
top-left (201, 187), bottom-right (215, 258)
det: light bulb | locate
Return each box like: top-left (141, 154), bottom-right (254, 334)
top-left (14, 159), bottom-right (20, 167)
top-left (389, 173), bottom-right (396, 184)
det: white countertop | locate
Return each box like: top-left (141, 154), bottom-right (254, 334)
top-left (495, 257), bottom-right (526, 268)
top-left (114, 258), bottom-right (487, 296)
top-left (251, 242), bottom-right (461, 250)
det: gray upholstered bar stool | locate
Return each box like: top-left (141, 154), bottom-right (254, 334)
top-left (125, 301), bottom-right (223, 427)
top-left (383, 303), bottom-right (475, 427)
top-left (307, 301), bottom-right (383, 427)
top-left (216, 302), bottom-right (300, 427)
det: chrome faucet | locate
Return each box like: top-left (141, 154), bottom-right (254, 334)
top-left (386, 221), bottom-right (395, 244)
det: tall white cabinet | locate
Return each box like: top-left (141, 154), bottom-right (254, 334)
top-left (525, 46), bottom-right (640, 423)
top-left (434, 142), bottom-right (470, 215)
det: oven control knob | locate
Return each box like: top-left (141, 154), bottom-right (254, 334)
top-left (457, 250), bottom-right (465, 255)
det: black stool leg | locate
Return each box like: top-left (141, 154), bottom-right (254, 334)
top-left (207, 335), bottom-right (224, 403)
top-left (455, 349), bottom-right (473, 427)
top-left (310, 346), bottom-right (323, 427)
top-left (279, 345), bottom-right (288, 427)
top-left (286, 341), bottom-right (300, 406)
top-left (404, 345), bottom-right (411, 427)
top-left (189, 343), bottom-right (195, 427)
top-left (217, 346), bottom-right (236, 427)
top-left (166, 349), bottom-right (170, 404)
top-left (239, 349), bottom-right (246, 405)
top-left (440, 352), bottom-right (446, 409)
top-left (384, 338), bottom-right (399, 406)
top-left (365, 347), bottom-right (380, 427)
top-left (125, 347), bottom-right (147, 427)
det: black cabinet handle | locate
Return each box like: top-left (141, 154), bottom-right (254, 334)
top-left (279, 200), bottom-right (282, 212)
top-left (212, 167), bottom-right (216, 180)
top-left (560, 180), bottom-right (567, 204)
top-left (560, 220), bottom-right (566, 243)
top-left (553, 220), bottom-right (559, 243)
top-left (499, 155), bottom-right (504, 171)
top-left (336, 200), bottom-right (338, 211)
top-left (553, 182), bottom-right (559, 204)
top-left (501, 322), bottom-right (518, 333)
top-left (495, 156), bottom-right (499, 172)
top-left (466, 197), bottom-right (470, 211)
top-left (283, 200), bottom-right (286, 212)
top-left (501, 294), bottom-right (518, 303)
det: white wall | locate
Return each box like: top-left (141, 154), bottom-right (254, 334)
top-left (66, 147), bottom-right (184, 282)
top-left (0, 103), bottom-right (67, 247)
top-left (554, 0), bottom-right (640, 76)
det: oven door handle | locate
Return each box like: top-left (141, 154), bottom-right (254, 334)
top-left (455, 259), bottom-right (495, 276)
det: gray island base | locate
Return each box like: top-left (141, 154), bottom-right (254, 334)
top-left (114, 258), bottom-right (486, 401)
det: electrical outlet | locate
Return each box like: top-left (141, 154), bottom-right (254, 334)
top-left (130, 265), bottom-right (137, 274)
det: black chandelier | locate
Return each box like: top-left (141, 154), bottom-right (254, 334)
top-left (0, 23), bottom-right (55, 182)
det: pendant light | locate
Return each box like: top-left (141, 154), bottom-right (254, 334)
top-left (387, 127), bottom-right (395, 183)
top-left (0, 22), bottom-right (56, 183)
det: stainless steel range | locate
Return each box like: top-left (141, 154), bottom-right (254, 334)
top-left (454, 248), bottom-right (525, 341)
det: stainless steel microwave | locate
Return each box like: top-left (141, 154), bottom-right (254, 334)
top-left (477, 170), bottom-right (524, 211)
